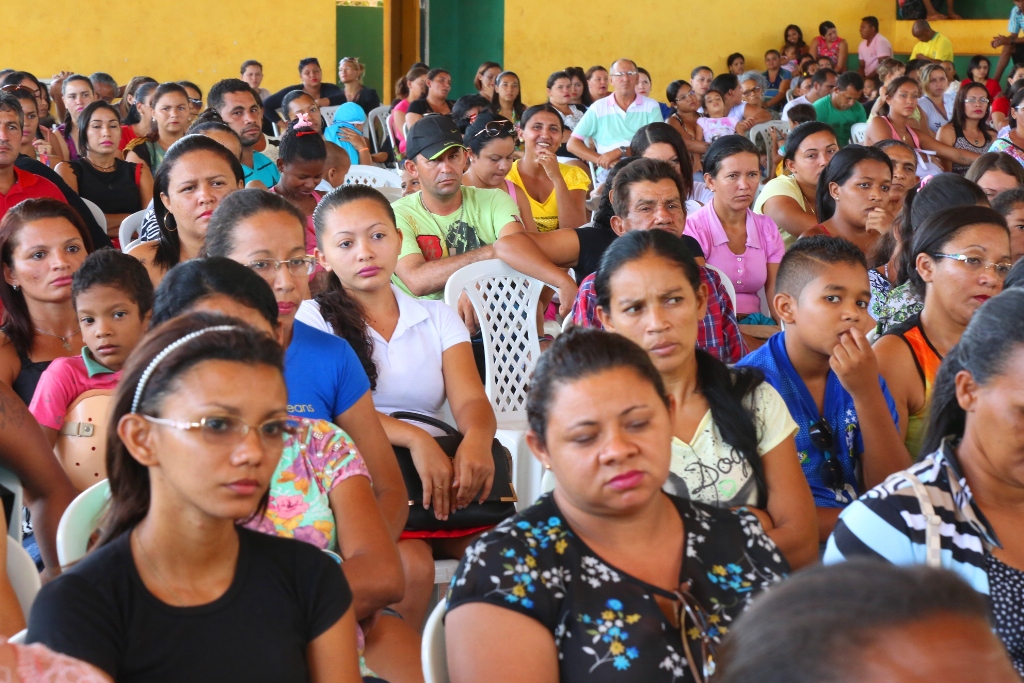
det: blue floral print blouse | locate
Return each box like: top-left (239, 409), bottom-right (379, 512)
top-left (446, 492), bottom-right (788, 681)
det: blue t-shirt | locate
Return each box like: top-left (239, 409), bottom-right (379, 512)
top-left (243, 151), bottom-right (280, 187)
top-left (284, 320), bottom-right (370, 422)
top-left (736, 332), bottom-right (899, 509)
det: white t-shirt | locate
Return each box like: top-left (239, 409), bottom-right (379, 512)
top-left (296, 285), bottom-right (471, 433)
top-left (781, 95), bottom-right (810, 122)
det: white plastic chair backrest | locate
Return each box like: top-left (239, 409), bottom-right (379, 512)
top-left (8, 629), bottom-right (26, 645)
top-left (320, 105), bottom-right (340, 126)
top-left (705, 264), bottom-right (737, 311)
top-left (385, 112), bottom-right (399, 152)
top-left (561, 314), bottom-right (573, 333)
top-left (747, 121), bottom-right (788, 160)
top-left (433, 559), bottom-right (459, 586)
top-left (123, 237), bottom-right (145, 254)
top-left (56, 478), bottom-right (110, 567)
top-left (850, 122), bottom-right (867, 145)
top-left (367, 105), bottom-right (390, 153)
top-left (7, 535), bottom-right (40, 620)
top-left (0, 467), bottom-right (23, 542)
top-left (344, 165), bottom-right (402, 188)
top-left (119, 209), bottom-right (146, 249)
top-left (81, 198), bottom-right (106, 234)
top-left (444, 260), bottom-right (549, 420)
top-left (422, 598), bottom-right (449, 683)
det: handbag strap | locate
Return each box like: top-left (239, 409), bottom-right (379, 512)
top-left (389, 411), bottom-right (460, 438)
top-left (902, 471), bottom-right (942, 568)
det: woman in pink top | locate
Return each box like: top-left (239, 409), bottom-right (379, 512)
top-left (392, 66), bottom-right (428, 155)
top-left (684, 135), bottom-right (784, 322)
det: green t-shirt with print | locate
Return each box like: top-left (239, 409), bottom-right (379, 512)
top-left (392, 186), bottom-right (521, 298)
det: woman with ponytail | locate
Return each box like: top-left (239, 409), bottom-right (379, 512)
top-left (297, 184), bottom-right (496, 634)
top-left (827, 287), bottom-right (1024, 677)
top-left (26, 312), bottom-right (362, 682)
top-left (270, 113), bottom-right (327, 259)
top-left (594, 229), bottom-right (818, 569)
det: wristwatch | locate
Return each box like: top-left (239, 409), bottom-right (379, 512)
top-left (619, 146), bottom-right (628, 157)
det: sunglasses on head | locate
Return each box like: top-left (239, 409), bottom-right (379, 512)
top-left (472, 119), bottom-right (515, 139)
top-left (675, 580), bottom-right (718, 683)
top-left (808, 418), bottom-right (846, 489)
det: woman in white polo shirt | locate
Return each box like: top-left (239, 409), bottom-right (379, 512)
top-left (296, 184), bottom-right (497, 631)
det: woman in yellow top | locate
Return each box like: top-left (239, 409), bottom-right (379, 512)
top-left (506, 105), bottom-right (590, 232)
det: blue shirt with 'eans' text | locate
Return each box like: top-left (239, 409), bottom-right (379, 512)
top-left (284, 320), bottom-right (370, 422)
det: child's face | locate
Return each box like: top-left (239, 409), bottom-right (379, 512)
top-left (76, 285), bottom-right (148, 371)
top-left (863, 79), bottom-right (879, 100)
top-left (401, 169), bottom-right (420, 196)
top-left (784, 47), bottom-right (798, 62)
top-left (779, 262), bottom-right (874, 357)
top-left (1003, 204), bottom-right (1024, 263)
top-left (704, 92), bottom-right (726, 117)
top-left (280, 158), bottom-right (325, 197)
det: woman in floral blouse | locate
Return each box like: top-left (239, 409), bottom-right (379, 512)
top-left (445, 328), bottom-right (788, 683)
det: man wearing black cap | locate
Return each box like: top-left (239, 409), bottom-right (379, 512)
top-left (393, 115), bottom-right (577, 329)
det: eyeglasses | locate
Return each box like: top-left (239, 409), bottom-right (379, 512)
top-left (0, 84), bottom-right (33, 98)
top-left (964, 97), bottom-right (990, 105)
top-left (674, 92), bottom-right (697, 102)
top-left (742, 86), bottom-right (763, 96)
top-left (675, 580), bottom-right (719, 683)
top-left (187, 98), bottom-right (203, 108)
top-left (808, 417), bottom-right (846, 489)
top-left (246, 256), bottom-right (316, 280)
top-left (472, 119), bottom-right (515, 138)
top-left (930, 253), bottom-right (1012, 278)
top-left (611, 71), bottom-right (638, 77)
top-left (142, 414), bottom-right (299, 448)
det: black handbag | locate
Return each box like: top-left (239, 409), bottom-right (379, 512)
top-left (390, 411), bottom-right (517, 531)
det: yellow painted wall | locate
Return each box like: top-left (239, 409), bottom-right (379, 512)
top-left (505, 0), bottom-right (1003, 104)
top-left (10, 1), bottom-right (337, 98)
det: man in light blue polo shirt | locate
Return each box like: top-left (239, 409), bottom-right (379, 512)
top-left (567, 58), bottom-right (663, 179)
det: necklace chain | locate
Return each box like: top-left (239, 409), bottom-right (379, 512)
top-left (34, 326), bottom-right (78, 351)
top-left (419, 187), bottom-right (465, 234)
top-left (87, 157), bottom-right (116, 172)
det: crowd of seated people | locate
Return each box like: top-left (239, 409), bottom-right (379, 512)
top-left (5, 13), bottom-right (1024, 679)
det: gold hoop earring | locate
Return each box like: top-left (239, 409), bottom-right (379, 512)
top-left (165, 214), bottom-right (177, 232)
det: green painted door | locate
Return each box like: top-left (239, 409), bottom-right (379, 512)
top-left (426, 0), bottom-right (505, 98)
top-left (336, 3), bottom-right (386, 98)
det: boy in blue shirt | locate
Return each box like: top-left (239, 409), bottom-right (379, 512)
top-left (992, 0), bottom-right (1024, 82)
top-left (738, 236), bottom-right (910, 542)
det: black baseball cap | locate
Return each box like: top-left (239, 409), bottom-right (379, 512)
top-left (405, 114), bottom-right (465, 161)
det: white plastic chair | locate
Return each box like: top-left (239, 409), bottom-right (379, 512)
top-left (344, 165), bottom-right (402, 189)
top-left (705, 264), bottom-right (737, 312)
top-left (81, 198), bottom-right (106, 235)
top-left (118, 209), bottom-right (146, 249)
top-left (444, 260), bottom-right (557, 508)
top-left (320, 105), bottom-right (340, 126)
top-left (123, 237), bottom-right (145, 254)
top-left (386, 112), bottom-right (400, 159)
top-left (0, 467), bottom-right (22, 542)
top-left (367, 105), bottom-right (390, 154)
top-left (7, 536), bottom-right (40, 622)
top-left (850, 122), bottom-right (868, 145)
top-left (8, 629), bottom-right (25, 644)
top-left (422, 598), bottom-right (449, 683)
top-left (56, 479), bottom-right (109, 568)
top-left (747, 121), bottom-right (788, 163)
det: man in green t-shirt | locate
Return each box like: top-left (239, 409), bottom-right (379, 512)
top-left (393, 115), bottom-right (577, 329)
top-left (813, 72), bottom-right (867, 147)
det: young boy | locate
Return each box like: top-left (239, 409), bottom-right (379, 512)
top-left (737, 236), bottom-right (910, 542)
top-left (321, 141), bottom-right (351, 190)
top-left (29, 249), bottom-right (153, 450)
top-left (992, 187), bottom-right (1024, 263)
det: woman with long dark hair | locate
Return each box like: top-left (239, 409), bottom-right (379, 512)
top-left (123, 83), bottom-right (190, 174)
top-left (474, 61), bottom-right (501, 101)
top-left (461, 113), bottom-right (537, 231)
top-left (491, 71), bottom-right (526, 125)
top-left (596, 229), bottom-right (817, 567)
top-left (0, 199), bottom-right (94, 404)
top-left (390, 66), bottom-right (428, 156)
top-left (26, 312), bottom-right (362, 681)
top-left (937, 82), bottom-right (996, 175)
top-left (827, 287), bottom-right (1024, 678)
top-left (55, 75), bottom-right (94, 161)
top-left (404, 68), bottom-right (454, 130)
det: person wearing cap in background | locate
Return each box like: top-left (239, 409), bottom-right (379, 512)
top-left (393, 115), bottom-right (578, 332)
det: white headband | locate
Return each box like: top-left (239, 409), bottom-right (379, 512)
top-left (130, 325), bottom-right (240, 414)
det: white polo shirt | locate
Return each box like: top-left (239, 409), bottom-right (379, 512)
top-left (571, 93), bottom-right (664, 155)
top-left (296, 285), bottom-right (471, 434)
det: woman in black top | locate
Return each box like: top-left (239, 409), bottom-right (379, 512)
top-left (337, 57), bottom-right (381, 116)
top-left (27, 312), bottom-right (362, 683)
top-left (446, 328), bottom-right (788, 683)
top-left (0, 199), bottom-right (93, 405)
top-left (57, 101), bottom-right (153, 241)
top-left (263, 57), bottom-right (346, 128)
top-left (405, 68), bottom-right (454, 131)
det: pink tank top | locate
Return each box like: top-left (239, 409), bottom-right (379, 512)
top-left (505, 179), bottom-right (518, 202)
top-left (881, 116), bottom-right (921, 150)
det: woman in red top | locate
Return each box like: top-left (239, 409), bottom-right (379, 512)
top-left (961, 55), bottom-right (1002, 101)
top-left (810, 21), bottom-right (848, 73)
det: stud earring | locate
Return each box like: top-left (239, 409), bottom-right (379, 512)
top-left (12, 285), bottom-right (18, 291)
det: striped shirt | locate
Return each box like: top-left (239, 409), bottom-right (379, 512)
top-left (824, 439), bottom-right (999, 596)
top-left (570, 94), bottom-right (663, 181)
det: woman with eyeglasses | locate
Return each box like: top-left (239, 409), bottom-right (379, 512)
top-left (937, 83), bottom-right (996, 175)
top-left (462, 112), bottom-right (538, 232)
top-left (148, 258), bottom-right (404, 681)
top-left (404, 68), bottom-right (454, 132)
top-left (865, 77), bottom-right (981, 174)
top-left (988, 88), bottom-right (1024, 170)
top-left (445, 325), bottom-right (791, 683)
top-left (123, 83), bottom-right (190, 174)
top-left (736, 72), bottom-right (772, 129)
top-left (203, 189), bottom-right (409, 550)
top-left (507, 105), bottom-right (590, 233)
top-left (826, 286), bottom-right (1024, 678)
top-left (128, 134), bottom-right (244, 287)
top-left (26, 312), bottom-right (362, 682)
top-left (667, 80), bottom-right (707, 177)
top-left (874, 205), bottom-right (1009, 460)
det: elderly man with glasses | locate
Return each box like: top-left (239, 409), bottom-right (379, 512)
top-left (567, 58), bottom-right (664, 178)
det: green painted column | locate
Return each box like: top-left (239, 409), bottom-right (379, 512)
top-left (426, 0), bottom-right (505, 98)
top-left (336, 2), bottom-right (386, 97)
